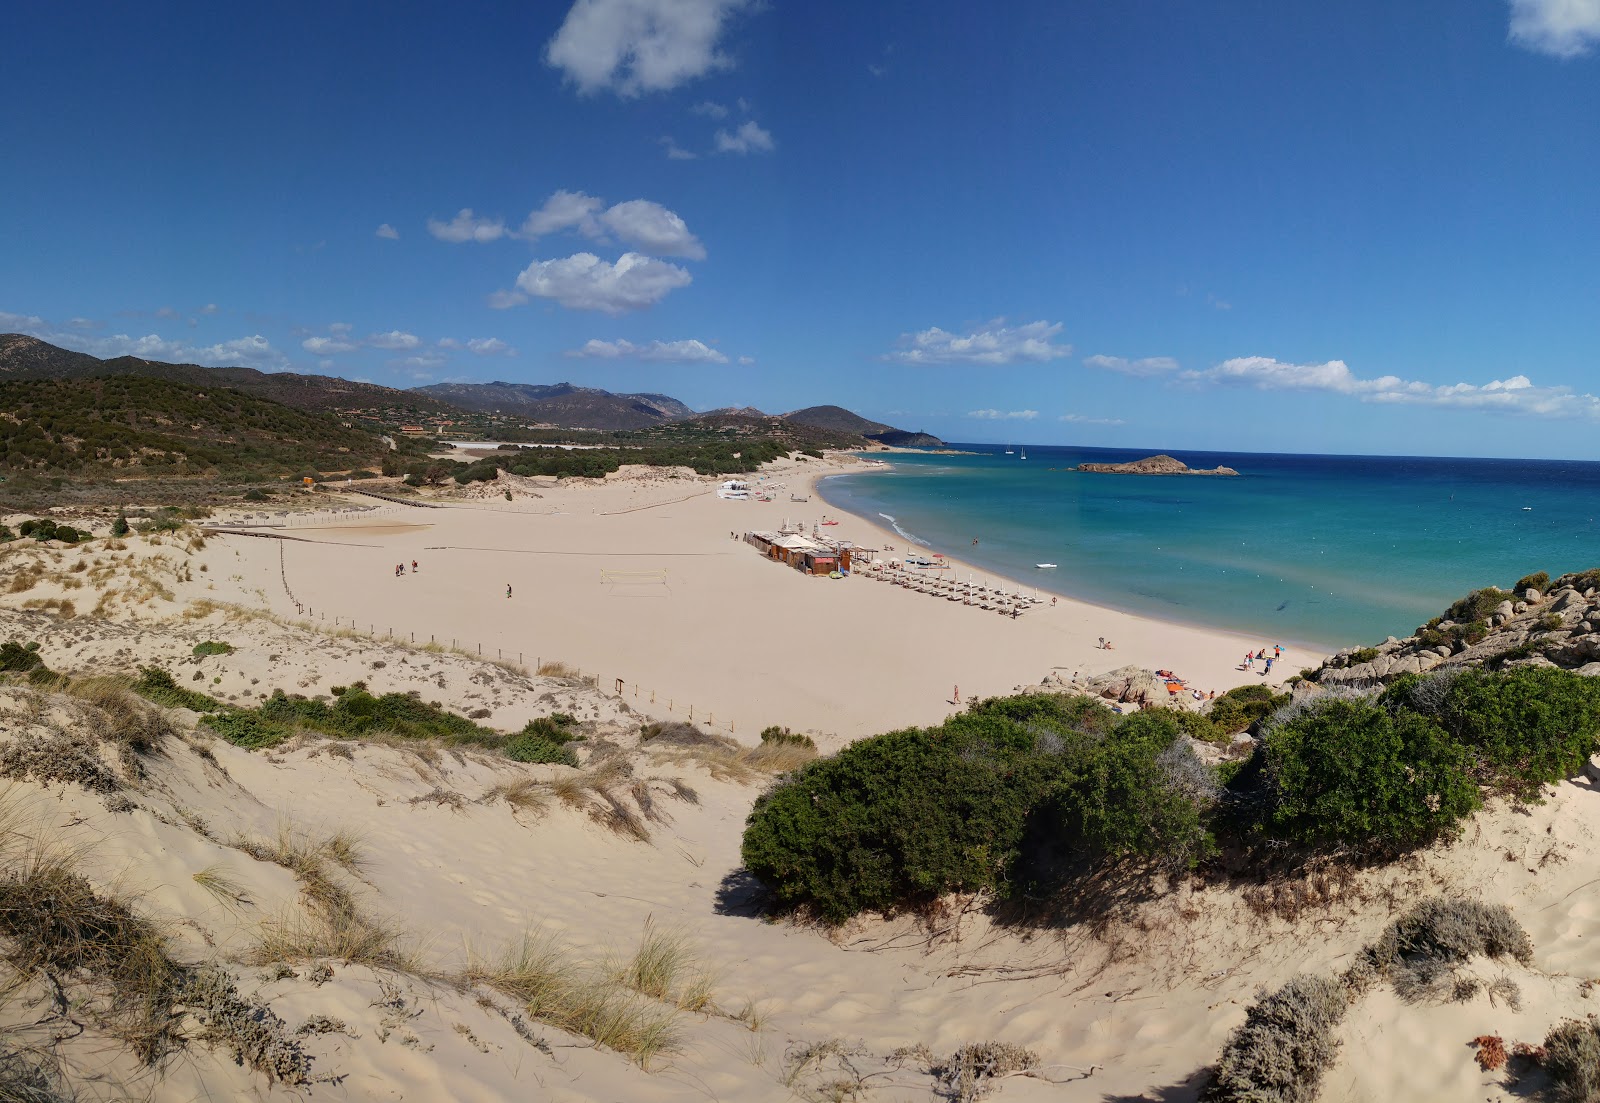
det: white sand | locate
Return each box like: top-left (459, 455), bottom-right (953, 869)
top-left (193, 456), bottom-right (1311, 747)
top-left (2, 528), bottom-right (1599, 1101)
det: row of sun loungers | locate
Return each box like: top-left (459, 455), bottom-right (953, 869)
top-left (856, 563), bottom-right (1047, 616)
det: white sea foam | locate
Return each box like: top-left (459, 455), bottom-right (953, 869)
top-left (878, 512), bottom-right (926, 545)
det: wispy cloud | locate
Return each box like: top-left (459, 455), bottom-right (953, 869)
top-left (546, 0), bottom-right (752, 97)
top-left (660, 135), bottom-right (698, 159)
top-left (487, 289), bottom-right (529, 309)
top-left (1083, 354), bottom-right (1180, 377)
top-left (1182, 356), bottom-right (1600, 420)
top-left (887, 320), bottom-right (1071, 365)
top-left (567, 337), bottom-right (728, 362)
top-left (302, 335), bottom-right (360, 354)
top-left (967, 409), bottom-right (1039, 420)
top-left (376, 223), bottom-right (400, 240)
top-left (466, 337), bottom-right (514, 356)
top-left (1509, 0), bottom-right (1600, 57)
top-left (1060, 413), bottom-right (1126, 426)
top-left (426, 208), bottom-right (507, 243)
top-left (367, 330), bottom-right (421, 350)
top-left (691, 100), bottom-right (729, 118)
top-left (514, 252), bottom-right (692, 313)
top-left (714, 119), bottom-right (775, 154)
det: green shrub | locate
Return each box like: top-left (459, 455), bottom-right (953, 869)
top-left (0, 524), bottom-right (12, 542)
top-left (1542, 1017), bottom-right (1600, 1103)
top-left (0, 641), bottom-right (47, 675)
top-left (1383, 667), bottom-right (1600, 800)
top-left (1204, 974), bottom-right (1348, 1103)
top-left (1446, 587), bottom-right (1510, 623)
top-left (132, 666), bottom-right (223, 712)
top-left (1541, 612), bottom-right (1564, 632)
top-left (255, 687), bottom-right (491, 743)
top-left (202, 711), bottom-right (292, 749)
top-left (110, 511), bottom-right (129, 537)
top-left (518, 715), bottom-right (580, 745)
top-left (759, 726), bottom-right (816, 749)
top-left (1262, 696), bottom-right (1479, 852)
top-left (740, 693), bottom-right (1214, 922)
top-left (1208, 684), bottom-right (1290, 734)
top-left (502, 735), bottom-right (579, 767)
top-left (52, 526), bottom-right (81, 544)
top-left (242, 488), bottom-right (268, 501)
top-left (191, 641), bottom-right (233, 658)
top-left (1364, 897), bottom-right (1532, 999)
top-left (1512, 571), bottom-right (1550, 595)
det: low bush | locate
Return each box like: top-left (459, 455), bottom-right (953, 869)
top-left (1363, 896), bottom-right (1532, 1003)
top-left (505, 712), bottom-right (583, 766)
top-left (741, 694), bottom-right (1216, 922)
top-left (1207, 684), bottom-right (1290, 735)
top-left (132, 666), bottom-right (223, 712)
top-left (759, 725), bottom-right (816, 749)
top-left (1447, 586), bottom-right (1510, 623)
top-left (1512, 570), bottom-right (1550, 595)
top-left (1382, 667), bottom-right (1600, 801)
top-left (1261, 695), bottom-right (1479, 852)
top-left (192, 640), bottom-right (233, 658)
top-left (1203, 974), bottom-right (1349, 1103)
top-left (1542, 1017), bottom-right (1600, 1103)
top-left (204, 711), bottom-right (293, 749)
top-left (0, 640), bottom-right (47, 675)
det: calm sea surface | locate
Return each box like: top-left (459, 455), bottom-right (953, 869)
top-left (817, 445), bottom-right (1600, 651)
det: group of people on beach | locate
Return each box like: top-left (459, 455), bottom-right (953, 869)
top-left (1243, 644), bottom-right (1283, 674)
top-left (394, 560), bottom-right (418, 577)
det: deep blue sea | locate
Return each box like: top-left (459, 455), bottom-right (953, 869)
top-left (817, 445), bottom-right (1600, 651)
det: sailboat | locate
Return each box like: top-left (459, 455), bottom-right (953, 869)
top-left (1019, 446), bottom-right (1027, 460)
top-left (1004, 447), bottom-right (1014, 454)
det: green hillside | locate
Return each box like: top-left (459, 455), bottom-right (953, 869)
top-left (0, 375), bottom-right (391, 480)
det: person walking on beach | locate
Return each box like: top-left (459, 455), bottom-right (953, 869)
top-left (412, 560), bottom-right (418, 573)
top-left (506, 584), bottom-right (512, 599)
top-left (1264, 657), bottom-right (1274, 675)
top-left (1274, 644), bottom-right (1282, 659)
top-left (953, 685), bottom-right (960, 704)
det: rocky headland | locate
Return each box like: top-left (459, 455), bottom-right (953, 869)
top-left (1076, 453), bottom-right (1240, 476)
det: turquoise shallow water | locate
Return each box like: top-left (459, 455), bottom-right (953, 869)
top-left (817, 446), bottom-right (1600, 651)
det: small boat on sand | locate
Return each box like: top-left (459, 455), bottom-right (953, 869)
top-left (1035, 562), bottom-right (1057, 569)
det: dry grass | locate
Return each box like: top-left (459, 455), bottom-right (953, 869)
top-left (618, 919), bottom-right (718, 1012)
top-left (192, 863), bottom-right (249, 908)
top-left (465, 929), bottom-right (681, 1068)
top-left (479, 778), bottom-right (552, 817)
top-left (653, 738), bottom-right (818, 784)
top-left (536, 660), bottom-right (580, 679)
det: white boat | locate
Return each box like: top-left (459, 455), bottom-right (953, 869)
top-left (1019, 447), bottom-right (1027, 460)
top-left (1522, 506), bottom-right (1533, 511)
top-left (1035, 562), bottom-right (1057, 569)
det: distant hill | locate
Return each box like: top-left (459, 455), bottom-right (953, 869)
top-left (0, 374), bottom-right (391, 480)
top-left (786, 404), bottom-right (945, 448)
top-left (0, 334), bottom-right (457, 420)
top-left (412, 380), bottom-right (696, 430)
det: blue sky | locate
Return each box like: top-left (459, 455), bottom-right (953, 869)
top-left (3, 0), bottom-right (1599, 457)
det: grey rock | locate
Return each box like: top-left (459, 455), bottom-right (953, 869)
top-left (1552, 589), bottom-right (1586, 612)
top-left (1494, 600), bottom-right (1515, 621)
top-left (1525, 589), bottom-right (1542, 602)
top-left (1575, 663), bottom-right (1600, 678)
top-left (1515, 601), bottom-right (1528, 614)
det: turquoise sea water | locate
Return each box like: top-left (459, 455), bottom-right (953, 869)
top-left (817, 446), bottom-right (1600, 651)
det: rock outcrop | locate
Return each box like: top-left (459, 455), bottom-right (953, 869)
top-left (1076, 454), bottom-right (1240, 476)
top-left (1299, 569), bottom-right (1600, 696)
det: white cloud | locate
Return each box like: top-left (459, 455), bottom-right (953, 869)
top-left (199, 303), bottom-right (219, 315)
top-left (887, 320), bottom-right (1072, 365)
top-left (1083, 354), bottom-right (1181, 377)
top-left (0, 310), bottom-right (46, 330)
top-left (1060, 413), bottom-right (1127, 426)
top-left (514, 252), bottom-right (692, 314)
top-left (598, 199), bottom-right (706, 258)
top-left (737, 355), bottom-right (754, 365)
top-left (427, 208), bottom-right (507, 243)
top-left (367, 330), bottom-right (421, 350)
top-left (660, 135), bottom-right (698, 159)
top-left (487, 289), bottom-right (529, 309)
top-left (155, 306), bottom-right (181, 320)
top-left (1181, 356), bottom-right (1600, 420)
top-left (329, 322), bottom-right (353, 334)
top-left (437, 337), bottom-right (461, 349)
top-left (65, 317), bottom-right (98, 329)
top-left (518, 192), bottom-right (704, 258)
top-left (714, 119), bottom-right (775, 154)
top-left (520, 190), bottom-right (605, 240)
top-left (467, 337), bottom-right (515, 356)
top-left (691, 100), bottom-right (729, 118)
top-left (376, 223), bottom-right (400, 240)
top-left (302, 335), bottom-right (360, 354)
top-left (567, 337), bottom-right (727, 362)
top-left (967, 409), bottom-right (1040, 420)
top-left (546, 0), bottom-right (750, 97)
top-left (1509, 0), bottom-right (1600, 56)
top-left (74, 332), bottom-right (288, 370)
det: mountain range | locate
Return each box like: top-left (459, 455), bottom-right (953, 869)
top-left (0, 334), bottom-right (944, 445)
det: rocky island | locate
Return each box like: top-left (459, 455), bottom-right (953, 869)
top-left (1076, 453), bottom-right (1240, 476)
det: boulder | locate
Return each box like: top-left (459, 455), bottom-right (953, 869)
top-left (1495, 600), bottom-right (1516, 621)
top-left (1575, 663), bottom-right (1600, 678)
top-left (1525, 589), bottom-right (1542, 603)
top-left (1515, 601), bottom-right (1528, 614)
top-left (1551, 588), bottom-right (1586, 612)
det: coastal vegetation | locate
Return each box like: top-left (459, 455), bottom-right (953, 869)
top-left (742, 666), bottom-right (1600, 921)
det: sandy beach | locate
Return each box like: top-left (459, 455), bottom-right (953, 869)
top-left (204, 455), bottom-right (1314, 746)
